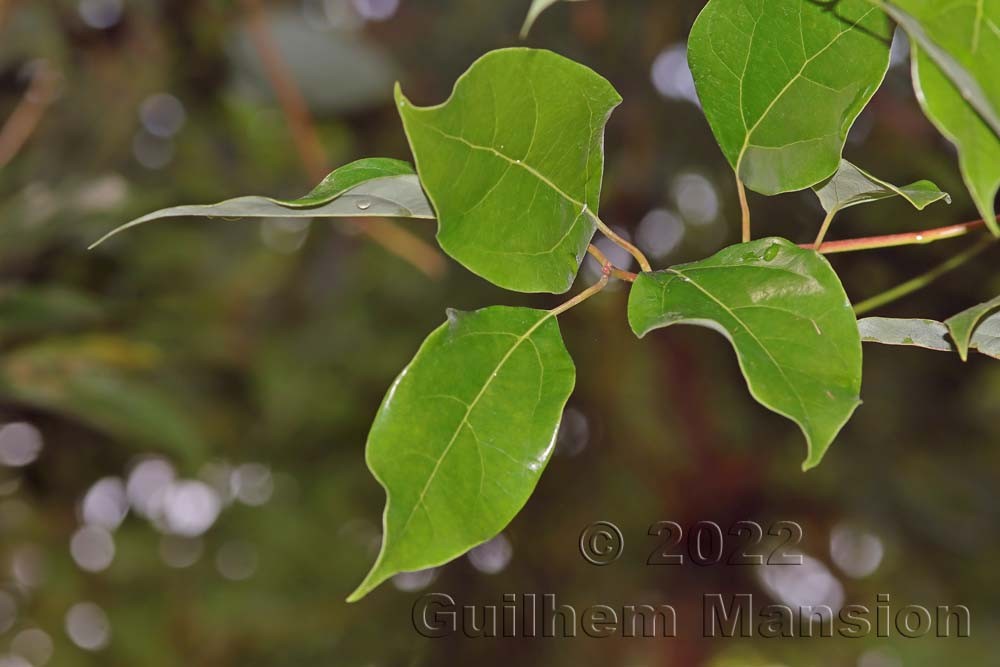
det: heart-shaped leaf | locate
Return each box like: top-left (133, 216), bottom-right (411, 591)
top-left (395, 48), bottom-right (621, 294)
top-left (688, 0), bottom-right (891, 194)
top-left (628, 238), bottom-right (862, 470)
top-left (348, 306), bottom-right (575, 601)
top-left (946, 296), bottom-right (1000, 361)
top-left (521, 0), bottom-right (585, 38)
top-left (813, 159), bottom-right (950, 216)
top-left (878, 0), bottom-right (1000, 137)
top-left (90, 158), bottom-right (433, 248)
top-left (858, 317), bottom-right (953, 352)
top-left (911, 47), bottom-right (1000, 236)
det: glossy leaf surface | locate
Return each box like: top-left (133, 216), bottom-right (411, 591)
top-left (880, 0), bottom-right (1000, 136)
top-left (521, 0), bottom-right (584, 37)
top-left (90, 159), bottom-right (433, 247)
top-left (396, 48), bottom-right (621, 294)
top-left (628, 238), bottom-right (862, 470)
top-left (688, 0), bottom-right (891, 194)
top-left (813, 160), bottom-right (950, 215)
top-left (946, 296), bottom-right (1000, 361)
top-left (912, 47), bottom-right (1000, 236)
top-left (858, 317), bottom-right (953, 352)
top-left (349, 306), bottom-right (575, 601)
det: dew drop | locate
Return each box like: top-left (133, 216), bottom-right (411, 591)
top-left (356, 199), bottom-right (372, 211)
top-left (764, 244), bottom-right (780, 261)
top-left (915, 234), bottom-right (924, 241)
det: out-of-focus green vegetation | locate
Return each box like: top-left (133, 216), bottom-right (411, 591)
top-left (0, 1), bottom-right (997, 665)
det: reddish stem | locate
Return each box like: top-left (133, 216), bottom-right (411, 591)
top-left (806, 219), bottom-right (991, 254)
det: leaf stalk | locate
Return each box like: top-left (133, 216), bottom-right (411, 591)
top-left (853, 237), bottom-right (996, 315)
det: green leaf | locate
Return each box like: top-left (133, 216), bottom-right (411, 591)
top-left (90, 159), bottom-right (433, 248)
top-left (274, 157), bottom-right (420, 207)
top-left (970, 312), bottom-right (1000, 359)
top-left (348, 306), bottom-right (575, 601)
top-left (0, 337), bottom-right (207, 464)
top-left (627, 238), bottom-right (862, 470)
top-left (395, 48), bottom-right (621, 294)
top-left (520, 0), bottom-right (584, 38)
top-left (0, 286), bottom-right (102, 338)
top-left (911, 46), bottom-right (1000, 236)
top-left (877, 0), bottom-right (1000, 137)
top-left (858, 317), bottom-right (953, 352)
top-left (813, 159), bottom-right (950, 215)
top-left (688, 0), bottom-right (891, 194)
top-left (945, 296), bottom-right (1000, 361)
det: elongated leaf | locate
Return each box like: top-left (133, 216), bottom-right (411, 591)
top-left (90, 159), bottom-right (433, 248)
top-left (0, 337), bottom-right (206, 464)
top-left (946, 296), bottom-right (1000, 361)
top-left (396, 48), bottom-right (621, 294)
top-left (912, 47), bottom-right (1000, 236)
top-left (688, 0), bottom-right (891, 194)
top-left (813, 159), bottom-right (950, 215)
top-left (858, 317), bottom-right (953, 352)
top-left (628, 238), bottom-right (862, 470)
top-left (348, 306), bottom-right (575, 601)
top-left (970, 312), bottom-right (1000, 359)
top-left (878, 0), bottom-right (1000, 137)
top-left (521, 0), bottom-right (584, 37)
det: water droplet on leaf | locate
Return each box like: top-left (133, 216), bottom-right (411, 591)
top-left (356, 199), bottom-right (372, 211)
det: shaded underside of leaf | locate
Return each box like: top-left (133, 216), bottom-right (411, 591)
top-left (520, 0), bottom-right (584, 38)
top-left (879, 0), bottom-right (1000, 138)
top-left (910, 46), bottom-right (1000, 236)
top-left (90, 163), bottom-right (433, 247)
top-left (688, 0), bottom-right (891, 194)
top-left (348, 306), bottom-right (575, 601)
top-left (813, 159), bottom-right (950, 215)
top-left (945, 296), bottom-right (1000, 360)
top-left (627, 238), bottom-right (863, 470)
top-left (395, 47), bottom-right (621, 294)
top-left (858, 317), bottom-right (953, 352)
top-left (275, 157), bottom-right (419, 207)
top-left (970, 312), bottom-right (1000, 359)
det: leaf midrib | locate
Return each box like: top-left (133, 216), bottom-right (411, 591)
top-left (664, 268), bottom-right (815, 436)
top-left (395, 313), bottom-right (553, 542)
top-left (736, 6), bottom-right (880, 169)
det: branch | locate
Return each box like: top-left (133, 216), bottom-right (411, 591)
top-left (806, 219), bottom-right (992, 254)
top-left (590, 216), bottom-right (651, 273)
top-left (0, 60), bottom-right (59, 169)
top-left (853, 237), bottom-right (996, 315)
top-left (240, 0), bottom-right (444, 278)
top-left (736, 177), bottom-right (751, 243)
top-left (586, 243), bottom-right (637, 282)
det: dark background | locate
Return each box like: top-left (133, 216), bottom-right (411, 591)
top-left (0, 1), bottom-right (997, 665)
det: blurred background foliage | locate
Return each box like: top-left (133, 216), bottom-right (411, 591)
top-left (0, 0), bottom-right (998, 665)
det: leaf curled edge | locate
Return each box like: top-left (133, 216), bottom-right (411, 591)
top-left (627, 238), bottom-right (863, 471)
top-left (946, 297), bottom-right (1000, 361)
top-left (813, 160), bottom-right (950, 216)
